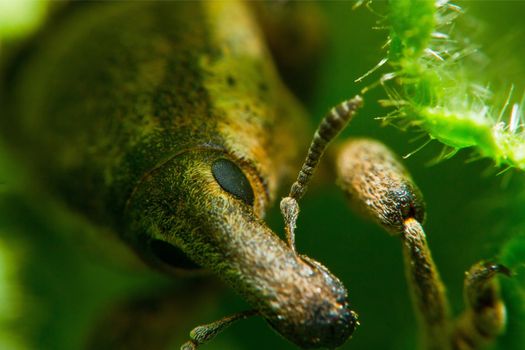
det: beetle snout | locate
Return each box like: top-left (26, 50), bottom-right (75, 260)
top-left (272, 287), bottom-right (358, 349)
top-left (300, 298), bottom-right (358, 349)
top-left (266, 258), bottom-right (358, 348)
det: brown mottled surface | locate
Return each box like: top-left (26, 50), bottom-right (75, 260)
top-left (336, 138), bottom-right (425, 234)
top-left (1, 1), bottom-right (357, 348)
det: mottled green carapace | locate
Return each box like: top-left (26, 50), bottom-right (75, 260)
top-left (1, 1), bottom-right (357, 348)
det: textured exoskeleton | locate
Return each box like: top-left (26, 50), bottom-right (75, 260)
top-left (0, 2), bottom-right (509, 350)
top-left (1, 1), bottom-right (357, 348)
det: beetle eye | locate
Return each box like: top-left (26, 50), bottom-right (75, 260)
top-left (212, 158), bottom-right (255, 206)
top-left (149, 239), bottom-right (200, 270)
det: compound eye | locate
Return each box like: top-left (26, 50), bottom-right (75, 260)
top-left (149, 239), bottom-right (200, 270)
top-left (212, 158), bottom-right (255, 206)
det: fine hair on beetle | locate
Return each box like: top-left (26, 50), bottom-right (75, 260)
top-left (0, 1), bottom-right (510, 350)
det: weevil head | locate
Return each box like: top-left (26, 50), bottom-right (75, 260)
top-left (124, 149), bottom-right (269, 273)
top-left (125, 150), bottom-right (357, 348)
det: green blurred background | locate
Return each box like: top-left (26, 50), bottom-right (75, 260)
top-left (1, 1), bottom-right (524, 349)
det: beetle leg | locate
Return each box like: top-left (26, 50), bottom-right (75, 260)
top-left (402, 218), bottom-right (452, 350)
top-left (181, 310), bottom-right (258, 350)
top-left (451, 262), bottom-right (510, 350)
top-left (335, 139), bottom-right (451, 350)
top-left (335, 138), bottom-right (510, 350)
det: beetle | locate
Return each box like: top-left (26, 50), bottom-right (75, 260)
top-left (0, 1), bottom-right (509, 349)
top-left (1, 1), bottom-right (357, 348)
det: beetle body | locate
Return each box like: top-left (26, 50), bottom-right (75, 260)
top-left (3, 1), bottom-right (302, 230)
top-left (1, 1), bottom-right (357, 348)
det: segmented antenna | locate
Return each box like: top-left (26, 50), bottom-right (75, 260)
top-left (289, 95), bottom-right (363, 200)
top-left (281, 96), bottom-right (363, 252)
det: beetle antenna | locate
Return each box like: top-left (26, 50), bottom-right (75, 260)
top-left (289, 95), bottom-right (363, 201)
top-left (280, 95), bottom-right (363, 252)
top-left (181, 310), bottom-right (258, 350)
